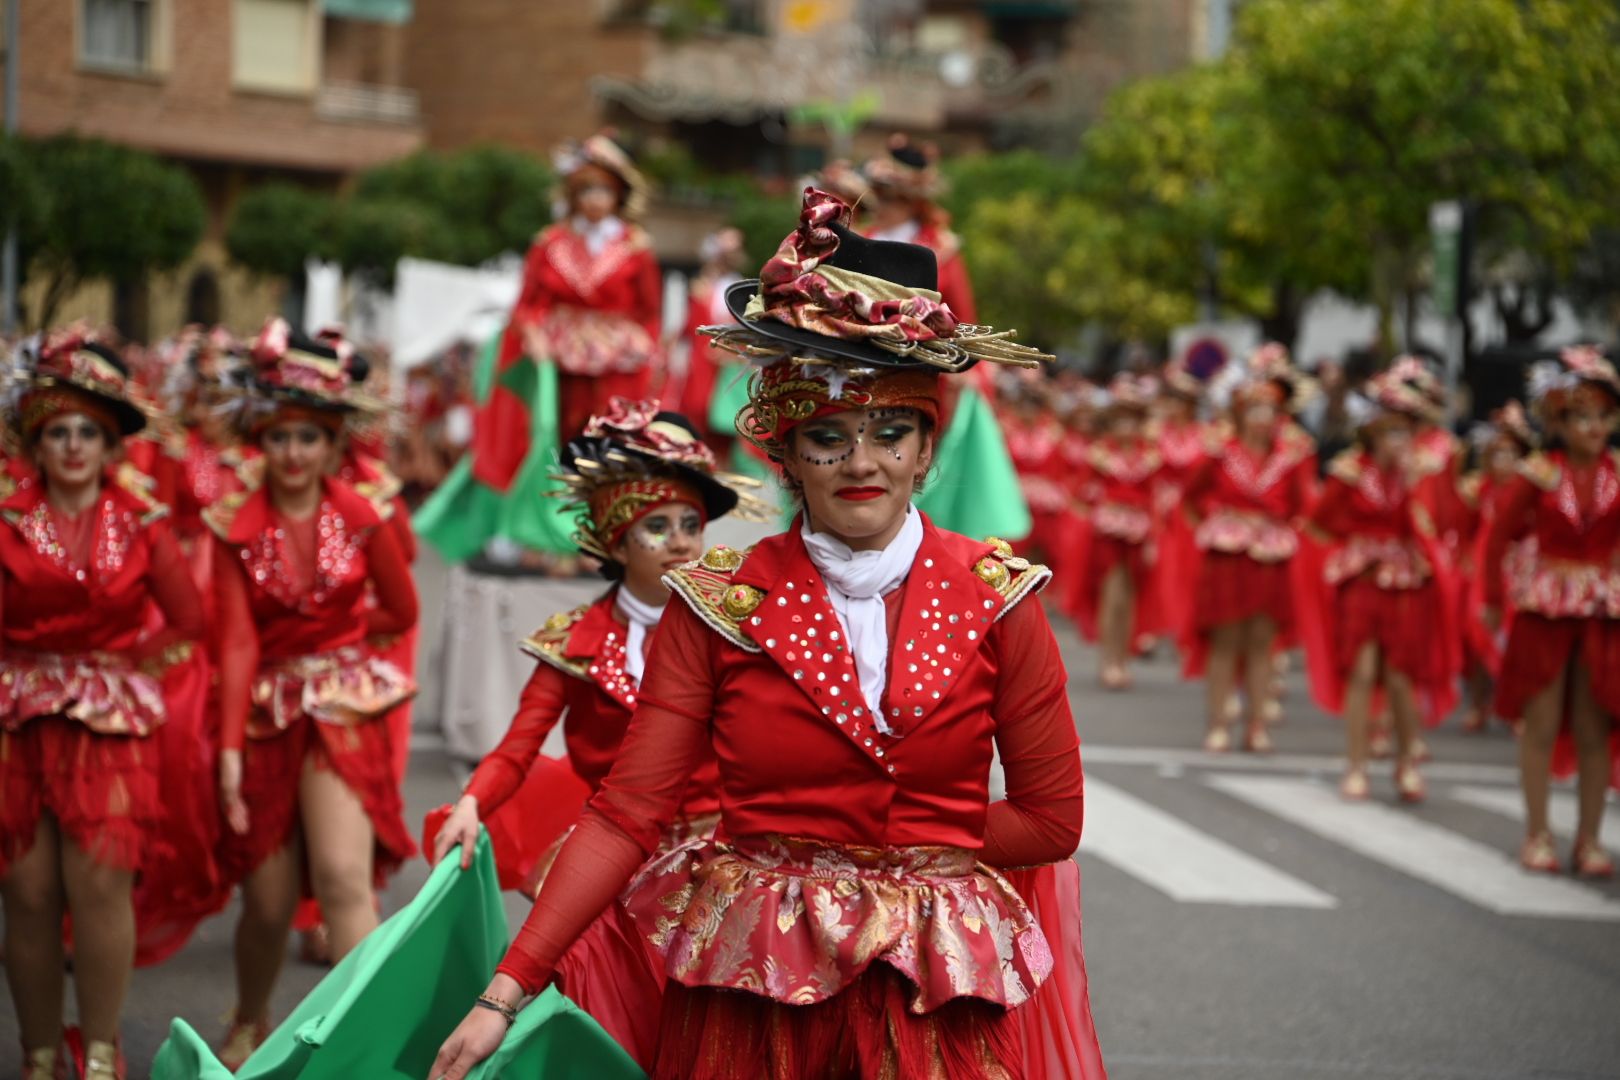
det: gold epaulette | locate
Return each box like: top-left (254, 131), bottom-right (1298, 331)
top-left (518, 605), bottom-right (592, 681)
top-left (1518, 452), bottom-right (1560, 492)
top-left (1327, 449), bottom-right (1363, 484)
top-left (115, 463), bottom-right (170, 525)
top-left (974, 537), bottom-right (1052, 620)
top-left (661, 544), bottom-right (762, 652)
top-left (235, 455), bottom-right (266, 491)
top-left (353, 478), bottom-right (398, 522)
top-left (202, 489), bottom-right (251, 540)
top-left (0, 470), bottom-right (17, 502)
top-left (1409, 444), bottom-right (1448, 480)
top-left (1456, 471), bottom-right (1484, 508)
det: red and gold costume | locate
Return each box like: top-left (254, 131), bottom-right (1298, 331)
top-left (1066, 428), bottom-right (1163, 645)
top-left (1002, 400), bottom-right (1069, 572)
top-left (1152, 405), bottom-right (1210, 649)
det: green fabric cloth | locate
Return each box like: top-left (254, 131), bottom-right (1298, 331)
top-left (151, 834), bottom-right (643, 1079)
top-left (413, 331), bottom-right (577, 562)
top-left (321, 0), bottom-right (413, 24)
top-left (913, 385), bottom-right (1032, 542)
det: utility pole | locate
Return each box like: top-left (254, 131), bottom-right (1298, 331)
top-left (2, 0), bottom-right (20, 335)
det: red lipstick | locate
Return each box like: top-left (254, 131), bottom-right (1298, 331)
top-left (835, 486), bottom-right (886, 502)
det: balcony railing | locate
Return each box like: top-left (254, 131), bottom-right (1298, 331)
top-left (315, 80), bottom-right (421, 125)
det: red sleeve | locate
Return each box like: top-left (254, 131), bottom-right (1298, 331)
top-left (496, 599), bottom-right (716, 993)
top-left (981, 597), bottom-right (1084, 867)
top-left (389, 499), bottom-right (417, 564)
top-left (635, 248), bottom-right (663, 344)
top-left (462, 662), bottom-right (570, 814)
top-left (1290, 456), bottom-right (1319, 522)
top-left (513, 238), bottom-right (553, 330)
top-left (215, 537), bottom-right (259, 752)
top-left (1180, 455), bottom-right (1217, 521)
top-left (136, 524), bottom-right (206, 658)
top-left (364, 523), bottom-right (419, 638)
top-left (1483, 475), bottom-right (1539, 606)
top-left (1308, 475), bottom-right (1354, 539)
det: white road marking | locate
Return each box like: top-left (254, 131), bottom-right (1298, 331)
top-left (1080, 778), bottom-right (1338, 908)
top-left (1208, 775), bottom-right (1620, 921)
top-left (1081, 743), bottom-right (1518, 784)
top-left (1450, 785), bottom-right (1620, 841)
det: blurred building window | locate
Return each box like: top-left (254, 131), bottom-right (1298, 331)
top-left (234, 0), bottom-right (320, 94)
top-left (80, 0), bottom-right (163, 73)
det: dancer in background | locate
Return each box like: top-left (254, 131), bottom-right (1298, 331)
top-left (862, 135), bottom-right (975, 320)
top-left (431, 189), bottom-right (1105, 1080)
top-left (211, 320), bottom-right (419, 1068)
top-left (674, 227), bottom-right (748, 454)
top-left (1152, 359), bottom-right (1212, 660)
top-left (1, 334), bottom-right (204, 1080)
top-left (1071, 373), bottom-right (1162, 690)
top-left (1183, 345), bottom-right (1317, 753)
top-left (431, 400), bottom-right (765, 1069)
top-left (1485, 348), bottom-right (1620, 877)
top-left (1000, 371), bottom-right (1069, 572)
top-left (1305, 369), bottom-right (1456, 802)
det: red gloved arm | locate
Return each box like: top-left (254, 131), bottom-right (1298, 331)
top-left (462, 662), bottom-right (570, 816)
top-left (1180, 455), bottom-right (1216, 526)
top-left (981, 598), bottom-right (1084, 868)
top-left (496, 600), bottom-right (717, 994)
top-left (1306, 474), bottom-right (1352, 541)
top-left (364, 522), bottom-right (418, 639)
top-left (134, 524), bottom-right (206, 660)
top-left (1482, 475), bottom-right (1538, 607)
top-left (214, 536), bottom-right (259, 752)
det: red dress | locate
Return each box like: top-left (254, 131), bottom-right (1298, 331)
top-left (1003, 414), bottom-right (1068, 572)
top-left (496, 523), bottom-right (1106, 1079)
top-left (1180, 426), bottom-right (1316, 674)
top-left (0, 472), bottom-right (209, 934)
top-left (1485, 451), bottom-right (1620, 787)
top-left (487, 220), bottom-right (662, 471)
top-left (1303, 450), bottom-right (1459, 722)
top-left (457, 589), bottom-right (725, 1071)
top-left (210, 477), bottom-right (419, 886)
top-left (1153, 419), bottom-right (1211, 648)
top-left (1067, 437), bottom-right (1162, 643)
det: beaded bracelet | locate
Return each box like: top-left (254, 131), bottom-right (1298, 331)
top-left (475, 993), bottom-right (518, 1027)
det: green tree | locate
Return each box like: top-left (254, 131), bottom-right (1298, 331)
top-left (225, 182), bottom-right (339, 283)
top-left (327, 196), bottom-right (457, 288)
top-left (19, 136), bottom-right (206, 328)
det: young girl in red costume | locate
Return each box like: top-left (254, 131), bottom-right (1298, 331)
top-left (1304, 369), bottom-right (1457, 802)
top-left (1484, 348), bottom-right (1620, 878)
top-left (1152, 360), bottom-right (1212, 659)
top-left (1183, 345), bottom-right (1317, 753)
top-left (1071, 373), bottom-right (1162, 691)
top-left (431, 400), bottom-right (764, 1069)
top-left (1, 335), bottom-right (205, 1080)
top-left (1000, 373), bottom-right (1069, 573)
top-left (432, 190), bottom-right (1105, 1079)
top-left (211, 319), bottom-right (420, 1067)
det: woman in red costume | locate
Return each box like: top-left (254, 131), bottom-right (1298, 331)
top-left (1000, 373), bottom-right (1068, 572)
top-left (432, 190), bottom-right (1105, 1079)
top-left (211, 319), bottom-right (420, 1067)
top-left (1182, 345), bottom-right (1317, 753)
top-left (432, 401), bottom-right (764, 1069)
top-left (498, 133), bottom-right (661, 447)
top-left (1484, 348), bottom-right (1620, 878)
top-left (1071, 373), bottom-right (1162, 691)
top-left (863, 135), bottom-right (975, 321)
top-left (1456, 402), bottom-right (1535, 733)
top-left (1304, 369), bottom-right (1456, 802)
top-left (674, 227), bottom-right (748, 451)
top-left (1151, 360), bottom-right (1211, 658)
top-left (1, 335), bottom-right (205, 1080)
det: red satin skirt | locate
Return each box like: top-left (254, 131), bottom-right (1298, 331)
top-left (0, 717), bottom-right (159, 877)
top-left (1068, 532), bottom-right (1159, 645)
top-left (651, 965), bottom-right (1023, 1080)
top-left (1494, 614), bottom-right (1620, 791)
top-left (1194, 552), bottom-right (1295, 634)
top-left (217, 714), bottom-right (416, 889)
top-left (1335, 577), bottom-right (1453, 692)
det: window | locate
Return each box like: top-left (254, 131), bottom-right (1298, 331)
top-left (233, 0), bottom-right (319, 94)
top-left (80, 0), bottom-right (158, 72)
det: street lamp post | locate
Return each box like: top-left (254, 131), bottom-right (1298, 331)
top-left (2, 0), bottom-right (20, 335)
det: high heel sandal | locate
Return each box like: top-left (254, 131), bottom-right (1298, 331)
top-left (1394, 760), bottom-right (1427, 803)
top-left (1100, 664), bottom-right (1131, 691)
top-left (1519, 832), bottom-right (1560, 874)
top-left (1203, 726), bottom-right (1232, 753)
top-left (1243, 724), bottom-right (1274, 754)
top-left (220, 1015), bottom-right (272, 1072)
top-left (64, 1028), bottom-right (126, 1080)
top-left (22, 1043), bottom-right (67, 1080)
top-left (1571, 839), bottom-right (1616, 880)
top-left (1339, 768), bottom-right (1370, 801)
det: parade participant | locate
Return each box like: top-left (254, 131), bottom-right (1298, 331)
top-left (675, 227), bottom-right (748, 450)
top-left (1000, 371), bottom-right (1068, 571)
top-left (1071, 372), bottom-right (1162, 690)
top-left (1456, 402), bottom-right (1535, 732)
top-left (1484, 348), bottom-right (1620, 877)
top-left (1152, 359), bottom-right (1211, 655)
top-left (166, 327), bottom-right (251, 553)
top-left (211, 319), bottom-right (419, 1067)
top-left (431, 400), bottom-right (765, 1069)
top-left (862, 135), bottom-right (975, 321)
top-left (1, 334), bottom-right (205, 1080)
top-left (1304, 369), bottom-right (1456, 802)
top-left (1182, 345), bottom-right (1317, 752)
top-left (430, 189), bottom-right (1105, 1079)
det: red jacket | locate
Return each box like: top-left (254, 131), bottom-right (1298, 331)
top-left (1483, 449), bottom-right (1620, 615)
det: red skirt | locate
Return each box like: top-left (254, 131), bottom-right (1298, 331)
top-left (0, 717), bottom-right (159, 877)
top-left (1494, 615), bottom-right (1620, 791)
top-left (554, 900), bottom-right (667, 1073)
top-left (1336, 577), bottom-right (1453, 694)
top-left (1194, 552), bottom-right (1295, 634)
top-left (1067, 532), bottom-right (1158, 645)
top-left (216, 714), bottom-right (416, 889)
top-left (652, 964), bottom-right (1023, 1080)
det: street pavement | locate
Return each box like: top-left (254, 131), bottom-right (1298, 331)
top-left (3, 608), bottom-right (1619, 1078)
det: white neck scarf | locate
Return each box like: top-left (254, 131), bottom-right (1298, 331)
top-left (614, 587), bottom-right (665, 685)
top-left (572, 214), bottom-right (625, 257)
top-left (801, 506), bottom-right (925, 731)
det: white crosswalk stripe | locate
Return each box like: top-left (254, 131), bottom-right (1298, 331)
top-left (1206, 775), bottom-right (1620, 921)
top-left (1079, 778), bottom-right (1338, 908)
top-left (1449, 785), bottom-right (1620, 841)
